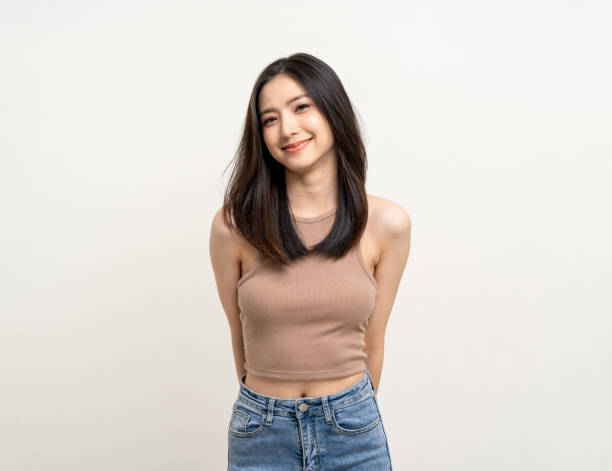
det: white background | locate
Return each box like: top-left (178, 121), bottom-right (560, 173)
top-left (1, 1), bottom-right (610, 469)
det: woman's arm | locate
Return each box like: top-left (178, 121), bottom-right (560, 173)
top-left (365, 198), bottom-right (412, 393)
top-left (209, 207), bottom-right (247, 383)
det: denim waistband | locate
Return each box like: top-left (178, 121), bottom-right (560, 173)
top-left (235, 368), bottom-right (376, 418)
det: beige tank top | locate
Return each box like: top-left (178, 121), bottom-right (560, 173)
top-left (236, 207), bottom-right (378, 380)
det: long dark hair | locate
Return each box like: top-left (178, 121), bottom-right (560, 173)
top-left (222, 52), bottom-right (370, 266)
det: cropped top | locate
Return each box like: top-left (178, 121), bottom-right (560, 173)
top-left (236, 207), bottom-right (378, 380)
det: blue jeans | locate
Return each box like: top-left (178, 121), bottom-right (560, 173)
top-left (227, 368), bottom-right (393, 470)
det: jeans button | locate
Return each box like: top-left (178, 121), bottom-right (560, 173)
top-left (299, 403), bottom-right (309, 412)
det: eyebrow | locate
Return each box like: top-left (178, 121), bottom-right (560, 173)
top-left (259, 94), bottom-right (309, 117)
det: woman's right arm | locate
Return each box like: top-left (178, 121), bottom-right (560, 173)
top-left (209, 207), bottom-right (247, 383)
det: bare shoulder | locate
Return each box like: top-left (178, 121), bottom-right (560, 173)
top-left (209, 206), bottom-right (244, 260)
top-left (210, 206), bottom-right (235, 240)
top-left (366, 194), bottom-right (411, 239)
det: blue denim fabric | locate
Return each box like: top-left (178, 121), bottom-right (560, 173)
top-left (227, 368), bottom-right (393, 470)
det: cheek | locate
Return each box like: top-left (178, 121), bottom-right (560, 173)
top-left (305, 113), bottom-right (324, 130)
top-left (309, 117), bottom-right (333, 145)
top-left (261, 130), bottom-right (275, 150)
top-left (261, 131), bottom-right (284, 162)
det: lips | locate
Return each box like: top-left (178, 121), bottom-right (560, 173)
top-left (282, 137), bottom-right (313, 150)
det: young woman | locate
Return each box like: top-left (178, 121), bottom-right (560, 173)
top-left (209, 52), bottom-right (411, 470)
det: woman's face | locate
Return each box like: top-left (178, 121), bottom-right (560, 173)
top-left (258, 74), bottom-right (335, 172)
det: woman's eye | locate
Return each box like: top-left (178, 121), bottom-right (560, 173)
top-left (261, 104), bottom-right (309, 126)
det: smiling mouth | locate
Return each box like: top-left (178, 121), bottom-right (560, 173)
top-left (282, 138), bottom-right (313, 151)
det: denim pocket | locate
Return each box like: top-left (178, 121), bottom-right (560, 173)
top-left (331, 391), bottom-right (382, 435)
top-left (228, 399), bottom-right (266, 438)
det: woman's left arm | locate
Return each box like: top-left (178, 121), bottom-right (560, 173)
top-left (364, 200), bottom-right (412, 393)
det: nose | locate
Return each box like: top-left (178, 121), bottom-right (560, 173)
top-left (280, 111), bottom-right (300, 138)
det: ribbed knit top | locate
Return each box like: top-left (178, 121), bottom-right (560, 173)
top-left (236, 207), bottom-right (378, 380)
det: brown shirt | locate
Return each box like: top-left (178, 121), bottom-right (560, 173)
top-left (237, 207), bottom-right (378, 380)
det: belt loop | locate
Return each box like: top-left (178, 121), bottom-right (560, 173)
top-left (265, 397), bottom-right (275, 424)
top-left (321, 395), bottom-right (332, 424)
top-left (239, 373), bottom-right (247, 394)
top-left (365, 368), bottom-right (376, 395)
